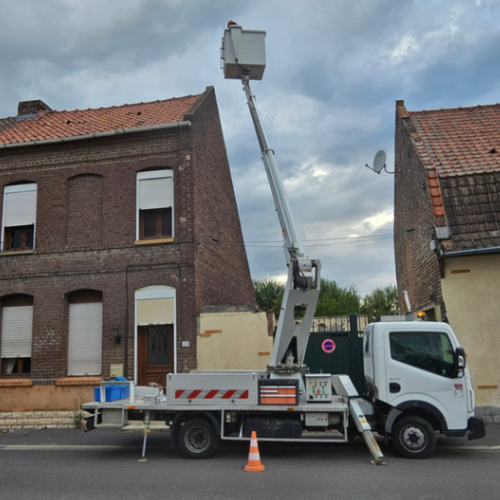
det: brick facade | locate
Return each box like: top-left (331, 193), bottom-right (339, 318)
top-left (0, 87), bottom-right (256, 408)
top-left (394, 103), bottom-right (445, 318)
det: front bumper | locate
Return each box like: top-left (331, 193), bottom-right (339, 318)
top-left (467, 416), bottom-right (486, 440)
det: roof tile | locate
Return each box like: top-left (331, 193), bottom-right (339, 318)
top-left (0, 93), bottom-right (202, 146)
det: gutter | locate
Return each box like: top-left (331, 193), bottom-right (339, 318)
top-left (442, 246), bottom-right (500, 258)
top-left (0, 120), bottom-right (192, 149)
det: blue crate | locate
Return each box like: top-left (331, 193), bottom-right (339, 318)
top-left (94, 385), bottom-right (126, 402)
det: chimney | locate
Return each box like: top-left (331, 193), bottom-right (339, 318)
top-left (17, 100), bottom-right (52, 117)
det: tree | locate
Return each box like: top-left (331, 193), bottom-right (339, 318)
top-left (361, 284), bottom-right (399, 323)
top-left (252, 278), bottom-right (284, 317)
top-left (315, 278), bottom-right (361, 317)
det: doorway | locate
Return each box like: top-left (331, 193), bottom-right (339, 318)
top-left (138, 324), bottom-right (174, 387)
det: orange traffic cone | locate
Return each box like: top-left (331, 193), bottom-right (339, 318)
top-left (244, 431), bottom-right (265, 472)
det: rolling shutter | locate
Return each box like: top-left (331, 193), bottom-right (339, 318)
top-left (1, 305), bottom-right (33, 358)
top-left (137, 171), bottom-right (173, 209)
top-left (137, 298), bottom-right (174, 326)
top-left (3, 184), bottom-right (37, 227)
top-left (68, 302), bottom-right (102, 376)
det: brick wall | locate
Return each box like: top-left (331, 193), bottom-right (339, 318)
top-left (394, 105), bottom-right (444, 315)
top-left (189, 87), bottom-right (256, 313)
top-left (0, 88), bottom-right (255, 399)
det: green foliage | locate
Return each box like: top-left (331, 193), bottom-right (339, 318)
top-left (360, 284), bottom-right (400, 323)
top-left (253, 277), bottom-right (361, 318)
top-left (315, 278), bottom-right (361, 317)
top-left (252, 278), bottom-right (284, 317)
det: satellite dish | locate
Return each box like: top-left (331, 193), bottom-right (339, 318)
top-left (365, 150), bottom-right (393, 174)
top-left (372, 150), bottom-right (387, 174)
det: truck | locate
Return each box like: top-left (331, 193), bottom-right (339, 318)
top-left (81, 23), bottom-right (485, 463)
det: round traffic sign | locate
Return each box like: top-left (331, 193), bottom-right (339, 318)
top-left (322, 338), bottom-right (336, 354)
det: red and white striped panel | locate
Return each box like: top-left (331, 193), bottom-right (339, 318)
top-left (174, 389), bottom-right (249, 400)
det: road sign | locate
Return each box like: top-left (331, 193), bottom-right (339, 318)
top-left (322, 339), bottom-right (336, 354)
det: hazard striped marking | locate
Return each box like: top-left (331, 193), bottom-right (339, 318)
top-left (174, 389), bottom-right (249, 400)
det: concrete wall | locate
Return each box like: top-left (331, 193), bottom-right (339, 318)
top-left (197, 310), bottom-right (274, 371)
top-left (441, 254), bottom-right (500, 406)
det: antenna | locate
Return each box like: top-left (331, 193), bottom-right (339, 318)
top-left (365, 150), bottom-right (394, 174)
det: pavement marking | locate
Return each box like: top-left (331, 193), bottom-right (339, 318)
top-left (0, 445), bottom-right (138, 451)
top-left (440, 445), bottom-right (500, 451)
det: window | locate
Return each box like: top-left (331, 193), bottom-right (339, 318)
top-left (1, 183), bottom-right (37, 250)
top-left (67, 290), bottom-right (103, 376)
top-left (1, 295), bottom-right (33, 376)
top-left (136, 170), bottom-right (173, 241)
top-left (390, 331), bottom-right (455, 378)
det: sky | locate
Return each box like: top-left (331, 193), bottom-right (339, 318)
top-left (1, 0), bottom-right (499, 295)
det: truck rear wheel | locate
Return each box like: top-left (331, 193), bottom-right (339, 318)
top-left (178, 418), bottom-right (219, 459)
top-left (392, 415), bottom-right (436, 459)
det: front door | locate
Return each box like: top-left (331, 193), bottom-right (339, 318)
top-left (138, 324), bottom-right (174, 387)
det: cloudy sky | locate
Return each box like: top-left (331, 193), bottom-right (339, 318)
top-left (1, 0), bottom-right (499, 295)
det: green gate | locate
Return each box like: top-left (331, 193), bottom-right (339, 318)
top-left (304, 314), bottom-right (367, 395)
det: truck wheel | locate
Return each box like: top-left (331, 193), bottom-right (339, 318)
top-left (178, 418), bottom-right (219, 459)
top-left (392, 415), bottom-right (436, 459)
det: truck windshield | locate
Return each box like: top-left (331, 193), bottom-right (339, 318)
top-left (389, 331), bottom-right (455, 378)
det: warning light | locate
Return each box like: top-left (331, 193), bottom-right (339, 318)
top-left (417, 311), bottom-right (427, 320)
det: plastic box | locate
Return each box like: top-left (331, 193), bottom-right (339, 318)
top-left (94, 384), bottom-right (129, 402)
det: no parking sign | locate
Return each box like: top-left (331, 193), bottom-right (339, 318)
top-left (322, 338), bottom-right (336, 354)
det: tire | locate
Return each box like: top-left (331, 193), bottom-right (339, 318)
top-left (392, 415), bottom-right (436, 459)
top-left (178, 418), bottom-right (219, 459)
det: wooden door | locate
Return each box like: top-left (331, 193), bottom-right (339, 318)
top-left (138, 324), bottom-right (174, 387)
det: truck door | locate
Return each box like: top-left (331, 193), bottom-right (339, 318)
top-left (385, 329), bottom-right (468, 430)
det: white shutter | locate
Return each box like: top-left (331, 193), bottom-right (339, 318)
top-left (1, 305), bottom-right (33, 358)
top-left (68, 302), bottom-right (102, 376)
top-left (137, 298), bottom-right (174, 325)
top-left (3, 184), bottom-right (37, 227)
top-left (137, 171), bottom-right (173, 210)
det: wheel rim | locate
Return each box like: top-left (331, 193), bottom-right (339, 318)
top-left (185, 426), bottom-right (209, 454)
top-left (400, 424), bottom-right (427, 452)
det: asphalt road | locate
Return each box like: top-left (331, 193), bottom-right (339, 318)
top-left (1, 425), bottom-right (499, 500)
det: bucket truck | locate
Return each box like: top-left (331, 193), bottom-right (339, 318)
top-left (81, 24), bottom-right (485, 462)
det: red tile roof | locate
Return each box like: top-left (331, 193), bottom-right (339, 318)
top-left (407, 104), bottom-right (500, 177)
top-left (397, 102), bottom-right (500, 251)
top-left (0, 93), bottom-right (202, 146)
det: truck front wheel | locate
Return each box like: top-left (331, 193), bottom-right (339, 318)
top-left (178, 418), bottom-right (219, 459)
top-left (392, 415), bottom-right (436, 459)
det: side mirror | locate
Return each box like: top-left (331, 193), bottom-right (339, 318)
top-left (455, 347), bottom-right (466, 378)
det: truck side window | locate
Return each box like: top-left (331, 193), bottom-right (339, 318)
top-left (389, 331), bottom-right (455, 378)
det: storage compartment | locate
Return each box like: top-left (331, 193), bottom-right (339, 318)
top-left (243, 416), bottom-right (302, 438)
top-left (259, 379), bottom-right (298, 405)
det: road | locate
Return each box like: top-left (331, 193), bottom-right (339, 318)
top-left (1, 425), bottom-right (499, 500)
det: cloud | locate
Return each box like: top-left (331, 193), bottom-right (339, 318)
top-left (1, 0), bottom-right (499, 295)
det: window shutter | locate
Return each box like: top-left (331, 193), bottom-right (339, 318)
top-left (1, 305), bottom-right (33, 358)
top-left (137, 298), bottom-right (174, 325)
top-left (68, 302), bottom-right (102, 376)
top-left (3, 184), bottom-right (37, 227)
top-left (138, 173), bottom-right (173, 210)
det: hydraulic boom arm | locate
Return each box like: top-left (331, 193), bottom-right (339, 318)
top-left (222, 24), bottom-right (320, 373)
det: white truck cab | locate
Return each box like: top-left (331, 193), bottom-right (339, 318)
top-left (363, 321), bottom-right (485, 458)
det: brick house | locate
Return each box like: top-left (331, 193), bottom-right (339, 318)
top-left (0, 87), bottom-right (257, 412)
top-left (394, 100), bottom-right (500, 409)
